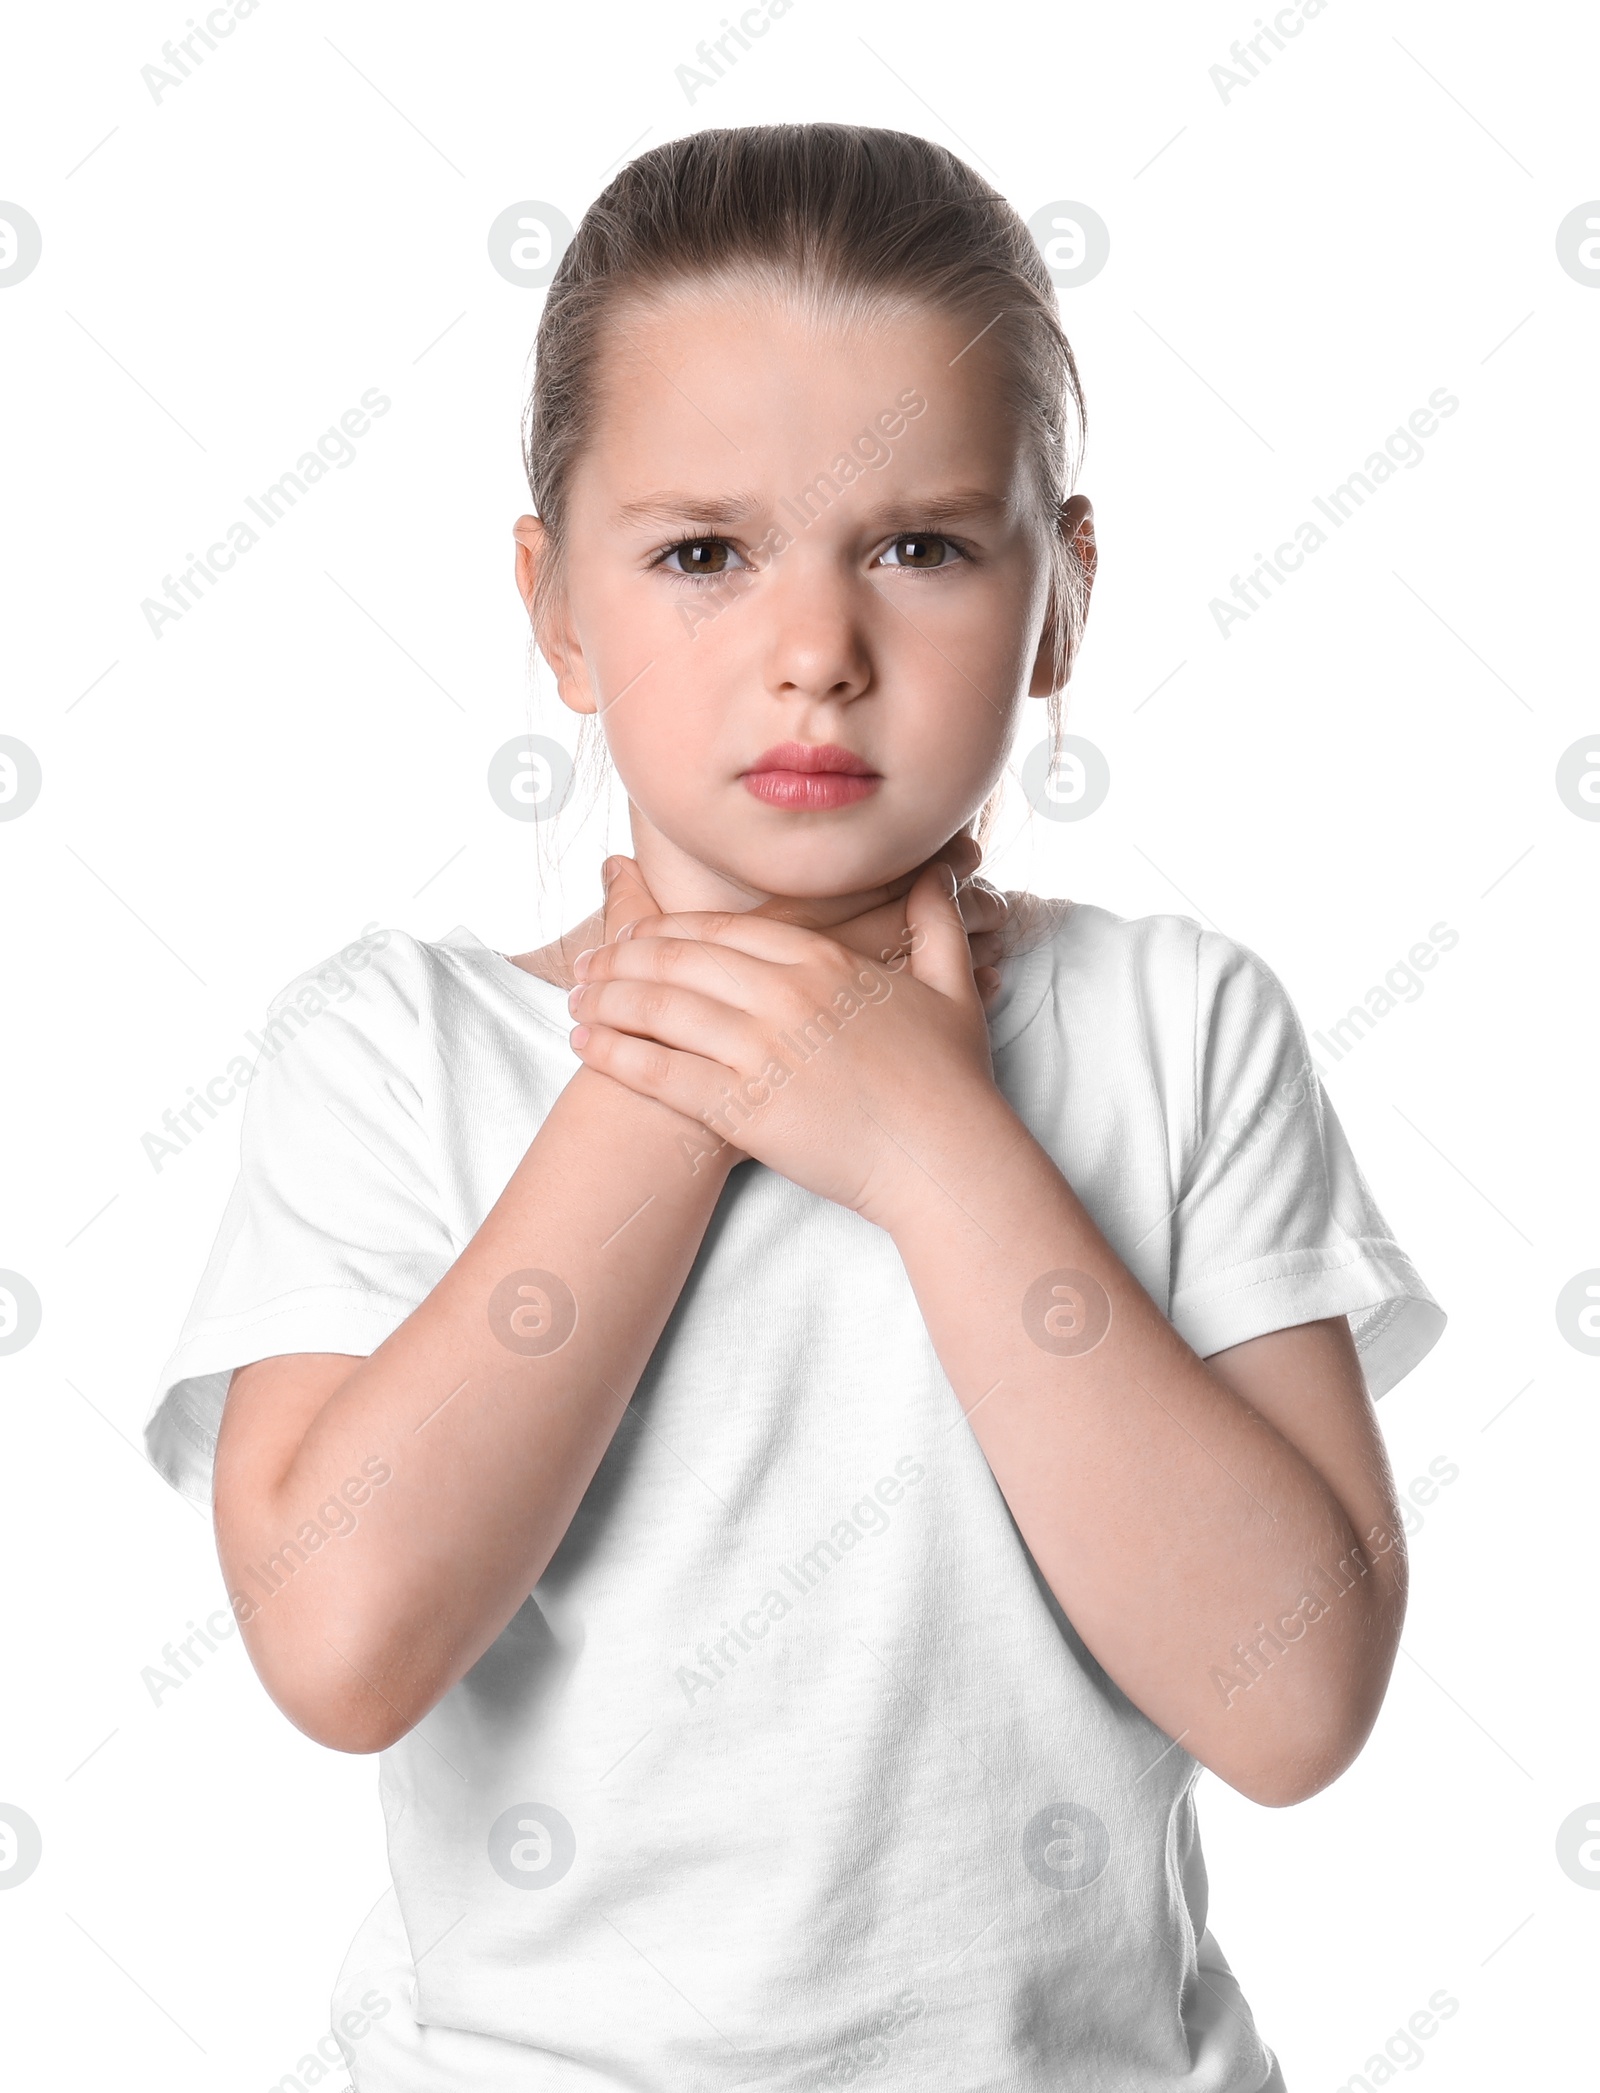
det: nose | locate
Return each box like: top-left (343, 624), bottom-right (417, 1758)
top-left (755, 538), bottom-right (875, 708)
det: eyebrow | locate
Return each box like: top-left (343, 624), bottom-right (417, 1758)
top-left (610, 486), bottom-right (1008, 531)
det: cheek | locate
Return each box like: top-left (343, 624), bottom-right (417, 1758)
top-left (598, 670), bottom-right (729, 818)
top-left (895, 571), bottom-right (1040, 713)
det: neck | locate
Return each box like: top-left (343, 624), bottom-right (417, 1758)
top-left (628, 806), bottom-right (925, 937)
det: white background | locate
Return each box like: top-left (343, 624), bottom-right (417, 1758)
top-left (1, 1), bottom-right (1596, 2086)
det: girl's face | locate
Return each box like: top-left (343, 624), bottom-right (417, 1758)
top-left (516, 285), bottom-right (1093, 913)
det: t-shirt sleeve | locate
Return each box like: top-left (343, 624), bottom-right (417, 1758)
top-left (142, 936), bottom-right (460, 1505)
top-left (1166, 929), bottom-right (1446, 1400)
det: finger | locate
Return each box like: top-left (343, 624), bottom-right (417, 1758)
top-left (600, 856), bottom-right (664, 945)
top-left (569, 1020), bottom-right (730, 1130)
top-left (618, 909), bottom-right (830, 968)
top-left (975, 965), bottom-right (1002, 1005)
top-left (568, 973), bottom-right (759, 1063)
top-left (956, 877), bottom-right (1008, 936)
top-left (928, 830), bottom-right (982, 886)
top-left (904, 860), bottom-right (981, 1004)
top-left (576, 931), bottom-right (775, 1012)
top-left (967, 928), bottom-right (1002, 972)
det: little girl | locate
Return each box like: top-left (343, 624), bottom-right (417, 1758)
top-left (144, 124), bottom-right (1446, 2091)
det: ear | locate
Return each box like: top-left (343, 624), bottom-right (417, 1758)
top-left (1026, 494), bottom-right (1096, 699)
top-left (512, 513), bottom-right (598, 718)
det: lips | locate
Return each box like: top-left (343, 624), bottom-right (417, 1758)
top-left (740, 742), bottom-right (882, 811)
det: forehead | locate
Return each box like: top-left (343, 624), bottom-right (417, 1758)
top-left (574, 281), bottom-right (1026, 505)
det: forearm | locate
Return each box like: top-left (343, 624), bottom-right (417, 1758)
top-left (876, 1090), bottom-right (1400, 1804)
top-left (219, 1066), bottom-right (734, 1745)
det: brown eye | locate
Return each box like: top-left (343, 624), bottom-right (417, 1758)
top-left (665, 538), bottom-right (737, 576)
top-left (883, 534), bottom-right (955, 569)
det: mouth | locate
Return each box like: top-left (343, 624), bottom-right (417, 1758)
top-left (740, 741), bottom-right (882, 811)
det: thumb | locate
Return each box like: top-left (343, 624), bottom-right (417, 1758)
top-left (904, 859), bottom-right (980, 1003)
top-left (600, 855), bottom-right (660, 944)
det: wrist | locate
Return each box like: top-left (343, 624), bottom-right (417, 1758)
top-left (860, 1080), bottom-right (1031, 1240)
top-left (568, 1064), bottom-right (739, 1190)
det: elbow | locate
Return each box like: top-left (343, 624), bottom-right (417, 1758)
top-left (242, 1625), bottom-right (428, 1755)
top-left (280, 1694), bottom-right (414, 1756)
top-left (1227, 1753), bottom-right (1346, 1810)
top-left (1216, 1693), bottom-right (1385, 1807)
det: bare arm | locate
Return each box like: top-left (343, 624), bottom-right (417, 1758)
top-left (874, 1098), bottom-right (1408, 1808)
top-left (213, 844), bottom-right (1009, 1754)
top-left (557, 868), bottom-right (1410, 1808)
top-left (215, 1048), bottom-right (737, 1754)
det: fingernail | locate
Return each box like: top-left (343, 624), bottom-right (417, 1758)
top-left (570, 1024), bottom-right (590, 1048)
top-left (617, 921), bottom-right (636, 942)
top-left (573, 948), bottom-right (596, 978)
top-left (601, 857), bottom-right (619, 887)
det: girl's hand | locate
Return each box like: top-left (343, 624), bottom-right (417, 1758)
top-left (763, 830), bottom-right (1011, 1009)
top-left (564, 860), bottom-right (1005, 1224)
top-left (590, 837), bottom-right (1009, 996)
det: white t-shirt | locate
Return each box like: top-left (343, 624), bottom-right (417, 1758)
top-left (143, 897), bottom-right (1445, 2093)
